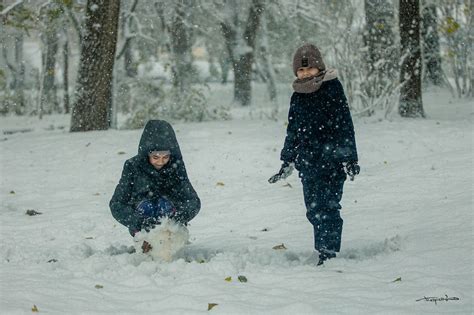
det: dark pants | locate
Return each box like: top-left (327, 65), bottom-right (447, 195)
top-left (300, 165), bottom-right (346, 252)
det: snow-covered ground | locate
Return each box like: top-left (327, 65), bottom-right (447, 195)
top-left (1, 89), bottom-right (472, 314)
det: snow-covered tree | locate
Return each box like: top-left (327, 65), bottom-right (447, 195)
top-left (217, 0), bottom-right (265, 106)
top-left (155, 0), bottom-right (195, 92)
top-left (438, 0), bottom-right (472, 98)
top-left (364, 0), bottom-right (397, 96)
top-left (1, 0), bottom-right (470, 122)
top-left (422, 2), bottom-right (443, 86)
top-left (116, 0), bottom-right (139, 79)
top-left (0, 1), bottom-right (33, 115)
top-left (38, 2), bottom-right (61, 116)
top-left (256, 13), bottom-right (277, 106)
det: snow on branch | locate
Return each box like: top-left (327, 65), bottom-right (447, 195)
top-left (63, 4), bottom-right (83, 43)
top-left (116, 1), bottom-right (156, 60)
top-left (0, 0), bottom-right (23, 16)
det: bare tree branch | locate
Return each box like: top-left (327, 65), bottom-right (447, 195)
top-left (0, 0), bottom-right (23, 16)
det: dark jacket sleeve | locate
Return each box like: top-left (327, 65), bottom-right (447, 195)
top-left (109, 160), bottom-right (143, 234)
top-left (280, 95), bottom-right (299, 163)
top-left (171, 166), bottom-right (201, 224)
top-left (328, 80), bottom-right (358, 163)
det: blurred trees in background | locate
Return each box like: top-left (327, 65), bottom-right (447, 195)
top-left (438, 0), bottom-right (473, 98)
top-left (0, 0), bottom-right (472, 130)
top-left (422, 3), bottom-right (443, 86)
top-left (218, 0), bottom-right (265, 106)
top-left (363, 0), bottom-right (398, 116)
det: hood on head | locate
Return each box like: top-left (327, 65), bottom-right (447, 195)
top-left (138, 120), bottom-right (183, 160)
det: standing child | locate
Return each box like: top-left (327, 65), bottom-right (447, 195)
top-left (110, 120), bottom-right (200, 253)
top-left (269, 44), bottom-right (359, 266)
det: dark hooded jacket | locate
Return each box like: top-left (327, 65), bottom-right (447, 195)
top-left (281, 78), bottom-right (358, 173)
top-left (110, 120), bottom-right (201, 235)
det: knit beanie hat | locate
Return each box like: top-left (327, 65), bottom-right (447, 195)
top-left (292, 44), bottom-right (326, 76)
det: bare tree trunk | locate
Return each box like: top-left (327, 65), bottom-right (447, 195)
top-left (422, 3), bottom-right (443, 86)
top-left (14, 31), bottom-right (25, 114)
top-left (469, 0), bottom-right (474, 98)
top-left (1, 32), bottom-right (25, 115)
top-left (119, 0), bottom-right (138, 78)
top-left (399, 0), bottom-right (424, 118)
top-left (169, 0), bottom-right (193, 93)
top-left (70, 0), bottom-right (120, 132)
top-left (364, 0), bottom-right (397, 97)
top-left (123, 36), bottom-right (136, 78)
top-left (63, 35), bottom-right (70, 114)
top-left (219, 54), bottom-right (230, 84)
top-left (1, 6), bottom-right (26, 115)
top-left (221, 0), bottom-right (265, 106)
top-left (259, 14), bottom-right (277, 105)
top-left (40, 16), bottom-right (59, 114)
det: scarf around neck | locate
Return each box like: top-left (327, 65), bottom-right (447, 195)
top-left (292, 68), bottom-right (338, 94)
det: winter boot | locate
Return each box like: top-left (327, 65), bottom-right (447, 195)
top-left (317, 249), bottom-right (336, 266)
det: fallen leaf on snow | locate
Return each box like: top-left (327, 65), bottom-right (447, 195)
top-left (216, 182), bottom-right (225, 186)
top-left (225, 276), bottom-right (232, 282)
top-left (95, 284), bottom-right (104, 289)
top-left (26, 209), bottom-right (42, 216)
top-left (238, 275), bottom-right (248, 283)
top-left (272, 243), bottom-right (287, 250)
top-left (208, 303), bottom-right (218, 311)
top-left (31, 305), bottom-right (39, 312)
top-left (392, 277), bottom-right (402, 282)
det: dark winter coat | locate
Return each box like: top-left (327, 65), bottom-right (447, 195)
top-left (110, 120), bottom-right (201, 235)
top-left (281, 78), bottom-right (358, 173)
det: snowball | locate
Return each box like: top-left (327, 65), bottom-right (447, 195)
top-left (134, 218), bottom-right (189, 262)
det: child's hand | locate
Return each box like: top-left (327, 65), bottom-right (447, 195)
top-left (268, 162), bottom-right (294, 183)
top-left (141, 240), bottom-right (152, 253)
top-left (344, 161), bottom-right (360, 181)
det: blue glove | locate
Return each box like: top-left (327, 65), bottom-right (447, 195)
top-left (136, 197), bottom-right (177, 225)
top-left (155, 197), bottom-right (176, 217)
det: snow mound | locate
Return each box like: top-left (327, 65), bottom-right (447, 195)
top-left (340, 235), bottom-right (402, 260)
top-left (134, 218), bottom-right (189, 262)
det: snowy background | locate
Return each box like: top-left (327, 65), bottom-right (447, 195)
top-left (1, 87), bottom-right (472, 314)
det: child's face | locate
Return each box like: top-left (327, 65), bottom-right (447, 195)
top-left (148, 151), bottom-right (171, 170)
top-left (297, 67), bottom-right (320, 79)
